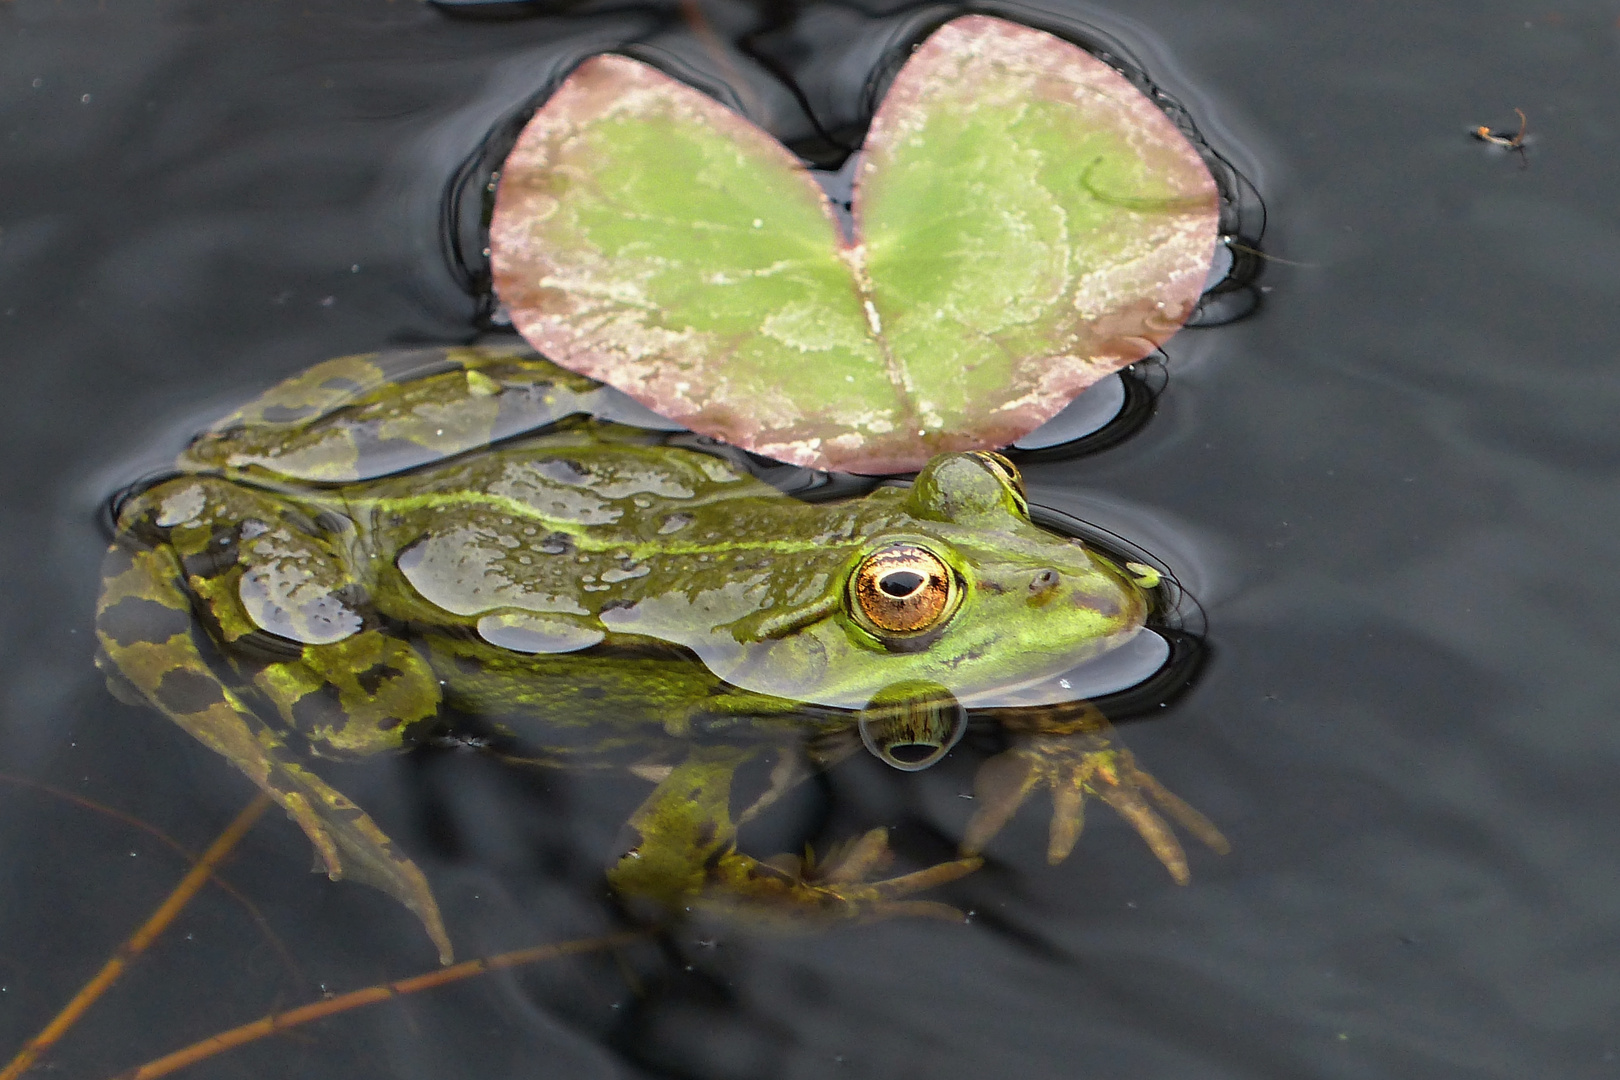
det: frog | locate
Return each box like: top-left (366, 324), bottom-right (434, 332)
top-left (95, 344), bottom-right (1225, 964)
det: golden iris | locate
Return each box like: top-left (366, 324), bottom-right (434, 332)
top-left (850, 544), bottom-right (958, 635)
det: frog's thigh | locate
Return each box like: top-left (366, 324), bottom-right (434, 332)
top-left (96, 539), bottom-right (453, 963)
top-left (254, 632), bottom-right (442, 757)
top-left (139, 476), bottom-right (442, 757)
top-left (608, 745), bottom-right (757, 911)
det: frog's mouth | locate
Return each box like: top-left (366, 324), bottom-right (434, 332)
top-left (856, 681), bottom-right (968, 772)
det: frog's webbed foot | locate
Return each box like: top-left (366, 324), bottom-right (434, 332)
top-left (962, 725), bottom-right (1228, 883)
top-left (168, 711), bottom-right (452, 964)
top-left (732, 828), bottom-right (981, 923)
top-left (610, 746), bottom-right (979, 924)
top-left (272, 758), bottom-right (453, 964)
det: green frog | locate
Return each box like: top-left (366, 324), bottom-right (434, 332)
top-left (95, 344), bottom-right (1224, 964)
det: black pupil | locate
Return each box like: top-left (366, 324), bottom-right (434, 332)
top-left (879, 571), bottom-right (925, 598)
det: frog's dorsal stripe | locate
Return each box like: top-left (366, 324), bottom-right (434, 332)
top-left (343, 485), bottom-right (1067, 567)
top-left (347, 490), bottom-right (882, 559)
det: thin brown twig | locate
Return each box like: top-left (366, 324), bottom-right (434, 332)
top-left (0, 773), bottom-right (300, 984)
top-left (0, 794), bottom-right (272, 1080)
top-left (107, 930), bottom-right (649, 1080)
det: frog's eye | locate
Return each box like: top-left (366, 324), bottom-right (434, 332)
top-left (850, 543), bottom-right (959, 636)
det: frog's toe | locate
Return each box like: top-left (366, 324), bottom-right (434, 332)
top-left (1094, 783), bottom-right (1191, 883)
top-left (1084, 750), bottom-right (1229, 882)
top-left (816, 857), bottom-right (982, 923)
top-left (814, 827), bottom-right (895, 884)
top-left (861, 899), bottom-right (974, 922)
top-left (727, 831), bottom-right (980, 922)
top-left (1124, 756), bottom-right (1231, 857)
top-left (960, 750), bottom-right (1041, 855)
top-left (853, 855), bottom-right (982, 902)
top-left (1046, 780), bottom-right (1085, 864)
top-left (811, 836), bottom-right (981, 919)
top-left (277, 760), bottom-right (453, 964)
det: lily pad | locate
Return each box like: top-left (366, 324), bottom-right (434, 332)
top-left (490, 14), bottom-right (1217, 474)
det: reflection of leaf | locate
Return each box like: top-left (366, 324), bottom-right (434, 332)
top-left (491, 15), bottom-right (1217, 474)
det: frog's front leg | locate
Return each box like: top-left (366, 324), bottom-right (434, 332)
top-left (609, 746), bottom-right (979, 923)
top-left (97, 478), bottom-right (452, 962)
top-left (962, 702), bottom-right (1229, 882)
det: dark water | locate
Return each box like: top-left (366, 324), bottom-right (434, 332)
top-left (5, 0), bottom-right (1620, 1076)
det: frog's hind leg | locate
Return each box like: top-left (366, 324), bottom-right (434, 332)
top-left (609, 746), bottom-right (979, 924)
top-left (96, 529), bottom-right (453, 964)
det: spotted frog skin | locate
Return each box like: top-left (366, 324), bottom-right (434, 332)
top-left (96, 345), bottom-right (1224, 963)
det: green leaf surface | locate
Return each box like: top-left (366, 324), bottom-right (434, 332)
top-left (491, 15), bottom-right (1217, 473)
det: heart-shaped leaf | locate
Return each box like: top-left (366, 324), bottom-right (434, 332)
top-left (491, 14), bottom-right (1217, 473)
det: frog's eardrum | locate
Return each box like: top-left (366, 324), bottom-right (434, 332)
top-left (490, 14), bottom-right (1218, 474)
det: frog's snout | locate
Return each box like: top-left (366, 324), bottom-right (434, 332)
top-left (1069, 582), bottom-right (1127, 619)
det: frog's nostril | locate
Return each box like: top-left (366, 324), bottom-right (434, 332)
top-left (1030, 569), bottom-right (1060, 592)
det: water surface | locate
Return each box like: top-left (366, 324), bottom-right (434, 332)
top-left (4, 0), bottom-right (1620, 1076)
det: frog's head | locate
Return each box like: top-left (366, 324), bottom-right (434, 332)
top-left (600, 449), bottom-right (1154, 763)
top-left (814, 451), bottom-right (1151, 762)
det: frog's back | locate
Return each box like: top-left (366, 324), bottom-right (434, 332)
top-left (355, 432), bottom-right (895, 634)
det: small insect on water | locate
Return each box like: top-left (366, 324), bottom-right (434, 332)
top-left (1473, 107), bottom-right (1529, 165)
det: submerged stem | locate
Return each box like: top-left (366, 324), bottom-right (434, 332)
top-left (0, 773), bottom-right (299, 984)
top-left (0, 794), bottom-right (271, 1080)
top-left (108, 930), bottom-right (648, 1080)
